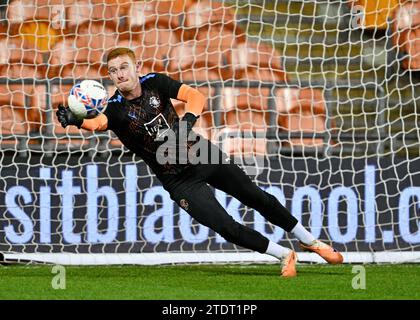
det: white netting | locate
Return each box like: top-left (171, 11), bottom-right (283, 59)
top-left (0, 0), bottom-right (419, 265)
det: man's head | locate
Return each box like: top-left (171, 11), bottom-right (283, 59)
top-left (106, 47), bottom-right (141, 96)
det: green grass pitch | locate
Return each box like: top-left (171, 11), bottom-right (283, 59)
top-left (0, 264), bottom-right (419, 300)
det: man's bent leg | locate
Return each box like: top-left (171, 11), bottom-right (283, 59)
top-left (206, 163), bottom-right (343, 264)
top-left (169, 179), bottom-right (298, 275)
top-left (170, 181), bottom-right (271, 253)
top-left (206, 163), bottom-right (298, 232)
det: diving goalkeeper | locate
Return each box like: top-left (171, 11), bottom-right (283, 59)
top-left (56, 47), bottom-right (343, 277)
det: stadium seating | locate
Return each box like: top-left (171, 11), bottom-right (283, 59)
top-left (348, 0), bottom-right (400, 29)
top-left (0, 35), bottom-right (43, 134)
top-left (66, 0), bottom-right (130, 33)
top-left (136, 26), bottom-right (181, 74)
top-left (217, 127), bottom-right (267, 158)
top-left (276, 88), bottom-right (328, 148)
top-left (228, 40), bottom-right (288, 82)
top-left (0, 84), bottom-right (42, 135)
top-left (126, 0), bottom-right (188, 31)
top-left (168, 39), bottom-right (231, 82)
top-left (218, 87), bottom-right (270, 156)
top-left (220, 87), bottom-right (271, 114)
top-left (0, 105), bottom-right (27, 148)
top-left (6, 0), bottom-right (63, 53)
top-left (392, 1), bottom-right (420, 70)
top-left (6, 0), bottom-right (62, 33)
top-left (0, 35), bottom-right (46, 79)
top-left (183, 0), bottom-right (237, 39)
top-left (0, 0), bottom-right (302, 154)
top-left (47, 35), bottom-right (105, 79)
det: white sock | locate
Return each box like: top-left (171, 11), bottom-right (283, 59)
top-left (265, 241), bottom-right (291, 260)
top-left (291, 223), bottom-right (316, 245)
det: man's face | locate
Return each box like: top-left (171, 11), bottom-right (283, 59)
top-left (107, 55), bottom-right (140, 94)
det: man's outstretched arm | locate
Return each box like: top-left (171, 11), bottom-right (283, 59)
top-left (176, 84), bottom-right (206, 117)
top-left (56, 104), bottom-right (108, 131)
top-left (80, 113), bottom-right (108, 131)
top-left (171, 84), bottom-right (205, 136)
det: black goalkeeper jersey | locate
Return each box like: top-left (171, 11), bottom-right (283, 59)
top-left (104, 73), bottom-right (198, 180)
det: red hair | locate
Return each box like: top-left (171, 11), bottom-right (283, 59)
top-left (106, 47), bottom-right (136, 64)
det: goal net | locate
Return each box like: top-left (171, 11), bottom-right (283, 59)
top-left (0, 0), bottom-right (419, 265)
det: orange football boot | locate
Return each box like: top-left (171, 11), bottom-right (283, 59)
top-left (300, 240), bottom-right (343, 264)
top-left (280, 251), bottom-right (297, 277)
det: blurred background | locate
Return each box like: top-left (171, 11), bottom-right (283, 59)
top-left (0, 0), bottom-right (418, 159)
top-left (0, 0), bottom-right (419, 263)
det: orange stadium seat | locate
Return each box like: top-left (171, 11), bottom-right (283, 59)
top-left (228, 40), bottom-right (288, 82)
top-left (47, 35), bottom-right (104, 79)
top-left (6, 0), bottom-right (38, 25)
top-left (197, 26), bottom-right (245, 52)
top-left (167, 40), bottom-right (195, 78)
top-left (216, 87), bottom-right (270, 157)
top-left (0, 36), bottom-right (46, 79)
top-left (192, 27), bottom-right (246, 80)
top-left (348, 0), bottom-right (400, 29)
top-left (126, 0), bottom-right (190, 31)
top-left (276, 88), bottom-right (328, 148)
top-left (184, 0), bottom-right (238, 39)
top-left (0, 106), bottom-right (27, 149)
top-left (107, 35), bottom-right (161, 75)
top-left (133, 25), bottom-right (181, 74)
top-left (138, 23), bottom-right (182, 48)
top-left (168, 40), bottom-right (230, 82)
top-left (217, 127), bottom-right (267, 158)
top-left (47, 35), bottom-right (78, 78)
top-left (0, 84), bottom-right (42, 134)
top-left (393, 1), bottom-right (420, 70)
top-left (198, 39), bottom-right (234, 79)
top-left (0, 36), bottom-right (44, 134)
top-left (66, 0), bottom-right (125, 33)
top-left (75, 21), bottom-right (123, 49)
top-left (6, 0), bottom-right (62, 52)
top-left (220, 87), bottom-right (271, 113)
top-left (6, 0), bottom-right (53, 26)
top-left (7, 0), bottom-right (71, 34)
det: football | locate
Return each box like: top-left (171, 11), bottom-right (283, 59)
top-left (68, 80), bottom-right (108, 119)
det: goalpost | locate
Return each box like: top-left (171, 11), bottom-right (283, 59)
top-left (1, 0), bottom-right (420, 265)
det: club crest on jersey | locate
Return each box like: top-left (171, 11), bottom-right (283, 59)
top-left (149, 96), bottom-right (161, 108)
top-left (180, 199), bottom-right (189, 211)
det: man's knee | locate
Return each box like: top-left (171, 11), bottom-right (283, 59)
top-left (216, 219), bottom-right (241, 241)
top-left (264, 192), bottom-right (280, 210)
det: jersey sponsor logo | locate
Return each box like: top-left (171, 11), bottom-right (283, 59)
top-left (149, 96), bottom-right (161, 108)
top-left (144, 113), bottom-right (169, 138)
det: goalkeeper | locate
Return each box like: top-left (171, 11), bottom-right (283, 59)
top-left (56, 47), bottom-right (343, 277)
